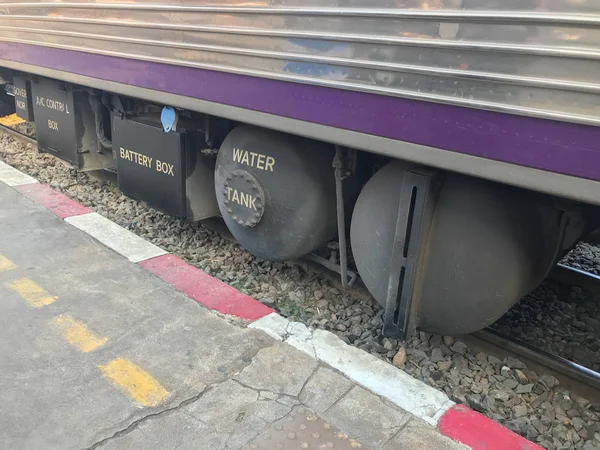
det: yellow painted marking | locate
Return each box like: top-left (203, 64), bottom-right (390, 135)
top-left (0, 254), bottom-right (16, 273)
top-left (6, 278), bottom-right (57, 307)
top-left (99, 358), bottom-right (168, 407)
top-left (0, 113), bottom-right (25, 127)
top-left (54, 315), bottom-right (107, 352)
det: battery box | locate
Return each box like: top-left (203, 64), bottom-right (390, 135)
top-left (112, 116), bottom-right (219, 221)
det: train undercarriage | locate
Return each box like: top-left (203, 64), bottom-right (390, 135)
top-left (2, 73), bottom-right (598, 339)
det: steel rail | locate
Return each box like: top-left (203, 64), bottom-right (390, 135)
top-left (549, 262), bottom-right (600, 297)
top-left (0, 123), bottom-right (36, 146)
top-left (473, 328), bottom-right (600, 397)
top-left (474, 265), bottom-right (600, 396)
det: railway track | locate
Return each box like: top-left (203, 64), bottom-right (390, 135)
top-left (551, 264), bottom-right (600, 298)
top-left (469, 329), bottom-right (600, 403)
top-left (0, 122), bottom-right (36, 147)
top-left (1, 123), bottom-right (599, 449)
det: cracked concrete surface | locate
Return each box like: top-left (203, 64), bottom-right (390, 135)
top-left (83, 389), bottom-right (209, 450)
top-left (234, 343), bottom-right (319, 397)
top-left (0, 182), bottom-right (466, 450)
top-left (251, 314), bottom-right (455, 425)
top-left (93, 344), bottom-right (467, 450)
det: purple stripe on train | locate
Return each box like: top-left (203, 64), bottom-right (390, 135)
top-left (1, 42), bottom-right (599, 181)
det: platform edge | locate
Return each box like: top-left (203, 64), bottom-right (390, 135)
top-left (15, 183), bottom-right (92, 219)
top-left (0, 160), bottom-right (544, 450)
top-left (0, 160), bottom-right (38, 187)
top-left (65, 212), bottom-right (167, 263)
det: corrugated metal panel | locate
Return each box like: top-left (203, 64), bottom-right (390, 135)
top-left (0, 0), bottom-right (599, 125)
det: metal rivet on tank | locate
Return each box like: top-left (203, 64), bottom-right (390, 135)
top-left (227, 208), bottom-right (232, 214)
top-left (312, 433), bottom-right (320, 439)
top-left (326, 443), bottom-right (335, 448)
top-left (323, 423), bottom-right (332, 430)
top-left (274, 425), bottom-right (283, 431)
top-left (299, 424), bottom-right (307, 430)
top-left (350, 440), bottom-right (362, 448)
top-left (250, 444), bottom-right (259, 450)
top-left (300, 443), bottom-right (309, 449)
top-left (307, 415), bottom-right (317, 422)
top-left (337, 432), bottom-right (348, 440)
top-left (287, 432), bottom-right (296, 440)
top-left (275, 443), bottom-right (284, 450)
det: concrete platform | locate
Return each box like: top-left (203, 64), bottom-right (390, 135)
top-left (0, 176), bottom-right (469, 450)
top-left (0, 160), bottom-right (544, 450)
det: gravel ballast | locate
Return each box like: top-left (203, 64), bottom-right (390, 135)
top-left (1, 131), bottom-right (599, 450)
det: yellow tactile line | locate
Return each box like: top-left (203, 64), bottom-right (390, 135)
top-left (5, 277), bottom-right (58, 307)
top-left (99, 358), bottom-right (169, 407)
top-left (54, 314), bottom-right (108, 353)
top-left (0, 254), bottom-right (17, 273)
top-left (0, 113), bottom-right (25, 127)
top-left (0, 256), bottom-right (167, 406)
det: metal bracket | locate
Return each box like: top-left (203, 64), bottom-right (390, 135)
top-left (305, 253), bottom-right (358, 288)
top-left (333, 146), bottom-right (353, 290)
top-left (383, 168), bottom-right (440, 341)
top-left (108, 94), bottom-right (126, 119)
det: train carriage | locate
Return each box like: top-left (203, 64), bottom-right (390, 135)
top-left (1, 0), bottom-right (599, 338)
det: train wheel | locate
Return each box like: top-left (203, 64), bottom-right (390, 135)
top-left (214, 124), bottom-right (338, 261)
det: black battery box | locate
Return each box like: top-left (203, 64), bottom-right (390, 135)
top-left (112, 116), bottom-right (219, 221)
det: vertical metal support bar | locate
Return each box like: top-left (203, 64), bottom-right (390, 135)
top-left (383, 169), bottom-right (438, 341)
top-left (333, 146), bottom-right (349, 290)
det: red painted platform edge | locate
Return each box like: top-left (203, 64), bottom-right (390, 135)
top-left (15, 183), bottom-right (92, 219)
top-left (141, 254), bottom-right (275, 321)
top-left (439, 405), bottom-right (544, 450)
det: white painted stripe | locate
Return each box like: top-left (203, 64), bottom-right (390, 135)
top-left (252, 313), bottom-right (454, 426)
top-left (0, 161), bottom-right (38, 187)
top-left (65, 212), bottom-right (167, 263)
top-left (248, 312), bottom-right (289, 341)
top-left (308, 329), bottom-right (454, 425)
